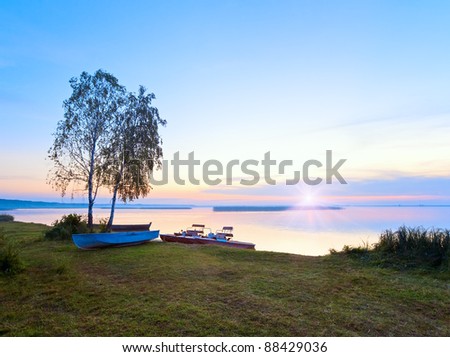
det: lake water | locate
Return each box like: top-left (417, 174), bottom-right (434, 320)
top-left (2, 206), bottom-right (450, 256)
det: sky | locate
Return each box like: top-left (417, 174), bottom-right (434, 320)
top-left (1, 0), bottom-right (450, 205)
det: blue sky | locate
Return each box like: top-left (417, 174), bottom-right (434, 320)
top-left (1, 0), bottom-right (450, 204)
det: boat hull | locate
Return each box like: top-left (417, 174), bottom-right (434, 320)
top-left (72, 230), bottom-right (160, 250)
top-left (160, 234), bottom-right (255, 250)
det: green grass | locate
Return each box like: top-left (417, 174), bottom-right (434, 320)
top-left (0, 221), bottom-right (449, 336)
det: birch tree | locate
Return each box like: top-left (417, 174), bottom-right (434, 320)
top-left (48, 70), bottom-right (126, 227)
top-left (103, 86), bottom-right (166, 230)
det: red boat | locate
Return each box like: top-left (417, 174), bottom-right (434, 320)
top-left (160, 224), bottom-right (255, 250)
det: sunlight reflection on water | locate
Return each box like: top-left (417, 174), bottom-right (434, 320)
top-left (3, 206), bottom-right (450, 256)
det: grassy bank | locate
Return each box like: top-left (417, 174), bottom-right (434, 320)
top-left (1, 221), bottom-right (449, 336)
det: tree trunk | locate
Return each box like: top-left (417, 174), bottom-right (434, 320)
top-left (87, 172), bottom-right (94, 229)
top-left (88, 199), bottom-right (94, 229)
top-left (106, 165), bottom-right (124, 232)
top-left (106, 184), bottom-right (119, 232)
top-left (87, 136), bottom-right (97, 229)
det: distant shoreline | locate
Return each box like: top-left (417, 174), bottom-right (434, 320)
top-left (0, 199), bottom-right (192, 211)
top-left (2, 198), bottom-right (450, 211)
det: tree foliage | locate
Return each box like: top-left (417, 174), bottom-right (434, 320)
top-left (48, 70), bottom-right (165, 228)
top-left (103, 86), bottom-right (166, 229)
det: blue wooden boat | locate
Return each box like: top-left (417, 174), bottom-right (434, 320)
top-left (72, 230), bottom-right (159, 250)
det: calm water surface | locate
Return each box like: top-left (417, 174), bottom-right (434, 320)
top-left (2, 206), bottom-right (450, 256)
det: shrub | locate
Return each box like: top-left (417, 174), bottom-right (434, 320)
top-left (340, 226), bottom-right (450, 269)
top-left (45, 213), bottom-right (89, 240)
top-left (0, 214), bottom-right (14, 222)
top-left (374, 226), bottom-right (450, 267)
top-left (97, 217), bottom-right (109, 233)
top-left (0, 230), bottom-right (23, 275)
top-left (341, 241), bottom-right (370, 255)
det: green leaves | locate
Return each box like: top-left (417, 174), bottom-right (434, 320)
top-left (103, 86), bottom-right (165, 202)
top-left (48, 69), bottom-right (165, 227)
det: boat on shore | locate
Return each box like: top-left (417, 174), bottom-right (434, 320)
top-left (160, 224), bottom-right (255, 250)
top-left (72, 223), bottom-right (159, 250)
top-left (91, 223), bottom-right (152, 232)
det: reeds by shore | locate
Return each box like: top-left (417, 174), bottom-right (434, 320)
top-left (340, 225), bottom-right (450, 269)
